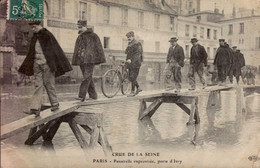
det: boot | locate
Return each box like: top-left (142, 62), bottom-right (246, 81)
top-left (51, 103), bottom-right (59, 111)
top-left (23, 109), bottom-right (40, 117)
top-left (127, 91), bottom-right (136, 97)
top-left (135, 88), bottom-right (143, 95)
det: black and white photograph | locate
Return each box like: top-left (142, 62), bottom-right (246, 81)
top-left (1, 0), bottom-right (260, 167)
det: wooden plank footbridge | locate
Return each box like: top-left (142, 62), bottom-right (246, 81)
top-left (1, 85), bottom-right (260, 154)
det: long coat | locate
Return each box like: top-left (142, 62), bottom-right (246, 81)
top-left (72, 29), bottom-right (106, 65)
top-left (166, 44), bottom-right (185, 67)
top-left (125, 39), bottom-right (143, 68)
top-left (18, 28), bottom-right (72, 77)
top-left (190, 44), bottom-right (208, 67)
top-left (213, 45), bottom-right (231, 66)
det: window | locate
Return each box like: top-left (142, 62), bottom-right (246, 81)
top-left (170, 16), bottom-right (174, 31)
top-left (207, 28), bottom-right (211, 39)
top-left (185, 45), bottom-right (190, 58)
top-left (51, 0), bottom-right (65, 18)
top-left (155, 41), bottom-right (160, 53)
top-left (103, 6), bottom-right (110, 24)
top-left (196, 16), bottom-right (201, 22)
top-left (228, 39), bottom-right (232, 46)
top-left (207, 47), bottom-right (210, 58)
top-left (104, 37), bottom-right (110, 49)
top-left (213, 30), bottom-right (217, 40)
top-left (228, 24), bottom-right (233, 35)
top-left (79, 2), bottom-right (91, 21)
top-left (138, 11), bottom-right (144, 28)
top-left (193, 26), bottom-right (197, 37)
top-left (240, 23), bottom-right (244, 34)
top-left (154, 14), bottom-right (160, 29)
top-left (200, 27), bottom-right (204, 38)
top-left (185, 25), bottom-right (190, 37)
top-left (121, 8), bottom-right (128, 26)
top-left (256, 37), bottom-right (260, 49)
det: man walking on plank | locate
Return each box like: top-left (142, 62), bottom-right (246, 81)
top-left (72, 20), bottom-right (106, 101)
top-left (165, 37), bottom-right (185, 93)
top-left (125, 31), bottom-right (143, 97)
top-left (188, 38), bottom-right (208, 90)
top-left (19, 21), bottom-right (72, 116)
top-left (213, 39), bottom-right (232, 86)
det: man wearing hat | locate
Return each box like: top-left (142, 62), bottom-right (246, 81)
top-left (213, 39), bottom-right (232, 85)
top-left (230, 47), bottom-right (245, 84)
top-left (165, 37), bottom-right (185, 93)
top-left (72, 20), bottom-right (106, 101)
top-left (188, 38), bottom-right (208, 90)
top-left (125, 31), bottom-right (143, 97)
top-left (19, 21), bottom-right (73, 116)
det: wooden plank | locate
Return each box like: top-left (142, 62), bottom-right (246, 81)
top-left (28, 127), bottom-right (38, 139)
top-left (45, 120), bottom-right (62, 141)
top-left (186, 98), bottom-right (197, 125)
top-left (139, 98), bottom-right (163, 120)
top-left (138, 100), bottom-right (147, 119)
top-left (176, 103), bottom-right (200, 124)
top-left (1, 102), bottom-right (80, 140)
top-left (89, 124), bottom-right (100, 149)
top-left (68, 119), bottom-right (89, 149)
top-left (98, 127), bottom-right (112, 155)
top-left (24, 119), bottom-right (58, 145)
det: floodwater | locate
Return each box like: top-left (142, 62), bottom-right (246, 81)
top-left (1, 83), bottom-right (260, 168)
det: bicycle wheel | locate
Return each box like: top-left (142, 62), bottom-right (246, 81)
top-left (121, 78), bottom-right (131, 95)
top-left (101, 69), bottom-right (121, 98)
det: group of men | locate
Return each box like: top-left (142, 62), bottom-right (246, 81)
top-left (165, 37), bottom-right (245, 93)
top-left (18, 20), bottom-right (246, 116)
top-left (19, 20), bottom-right (143, 116)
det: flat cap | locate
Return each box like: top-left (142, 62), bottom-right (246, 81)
top-left (126, 31), bottom-right (134, 37)
top-left (169, 37), bottom-right (178, 42)
top-left (232, 46), bottom-right (237, 49)
top-left (77, 20), bottom-right (87, 27)
top-left (191, 38), bottom-right (198, 42)
top-left (28, 21), bottom-right (42, 25)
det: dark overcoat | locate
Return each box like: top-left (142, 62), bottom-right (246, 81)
top-left (125, 39), bottom-right (143, 68)
top-left (72, 29), bottom-right (106, 65)
top-left (166, 44), bottom-right (185, 67)
top-left (18, 28), bottom-right (72, 77)
top-left (213, 45), bottom-right (231, 66)
top-left (190, 44), bottom-right (208, 67)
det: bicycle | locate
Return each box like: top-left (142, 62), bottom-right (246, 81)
top-left (101, 61), bottom-right (131, 98)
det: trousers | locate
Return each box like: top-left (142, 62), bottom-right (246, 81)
top-left (128, 66), bottom-right (140, 91)
top-left (78, 63), bottom-right (97, 99)
top-left (30, 63), bottom-right (58, 110)
top-left (188, 63), bottom-right (205, 89)
top-left (165, 62), bottom-right (182, 90)
top-left (217, 64), bottom-right (229, 83)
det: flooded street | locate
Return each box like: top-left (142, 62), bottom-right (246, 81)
top-left (1, 84), bottom-right (260, 168)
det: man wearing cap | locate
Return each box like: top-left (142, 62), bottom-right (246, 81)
top-left (19, 21), bottom-right (72, 116)
top-left (213, 39), bottom-right (232, 85)
top-left (125, 31), bottom-right (143, 97)
top-left (188, 38), bottom-right (208, 90)
top-left (232, 48), bottom-right (245, 84)
top-left (165, 37), bottom-right (185, 93)
top-left (72, 20), bottom-right (106, 101)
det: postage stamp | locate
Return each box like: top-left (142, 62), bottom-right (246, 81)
top-left (8, 0), bottom-right (44, 20)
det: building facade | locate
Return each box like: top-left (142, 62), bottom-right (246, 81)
top-left (217, 15), bottom-right (260, 67)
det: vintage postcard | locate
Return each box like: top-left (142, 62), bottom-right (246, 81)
top-left (1, 0), bottom-right (260, 167)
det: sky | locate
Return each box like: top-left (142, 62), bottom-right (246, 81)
top-left (200, 0), bottom-right (260, 14)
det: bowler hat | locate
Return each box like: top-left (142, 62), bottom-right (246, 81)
top-left (126, 31), bottom-right (134, 37)
top-left (77, 20), bottom-right (87, 27)
top-left (28, 21), bottom-right (42, 25)
top-left (219, 39), bottom-right (225, 42)
top-left (169, 37), bottom-right (178, 42)
top-left (191, 38), bottom-right (198, 42)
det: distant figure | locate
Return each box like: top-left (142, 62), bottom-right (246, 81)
top-left (213, 39), bottom-right (232, 86)
top-left (229, 46), bottom-right (245, 84)
top-left (188, 38), bottom-right (208, 90)
top-left (19, 21), bottom-right (72, 116)
top-left (241, 65), bottom-right (256, 85)
top-left (165, 37), bottom-right (185, 93)
top-left (125, 31), bottom-right (143, 97)
top-left (72, 20), bottom-right (106, 101)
